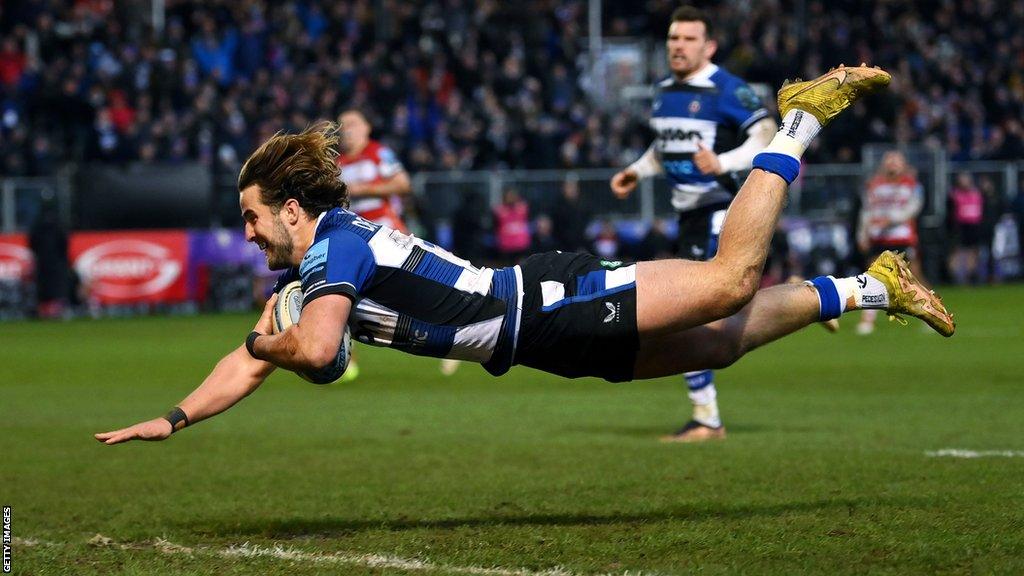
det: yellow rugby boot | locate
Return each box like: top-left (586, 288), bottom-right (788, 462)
top-left (778, 64), bottom-right (892, 126)
top-left (866, 250), bottom-right (955, 337)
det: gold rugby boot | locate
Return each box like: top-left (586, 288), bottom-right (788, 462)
top-left (778, 64), bottom-right (892, 125)
top-left (865, 250), bottom-right (955, 337)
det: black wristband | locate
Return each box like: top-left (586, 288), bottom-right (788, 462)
top-left (163, 407), bottom-right (189, 433)
top-left (245, 331), bottom-right (262, 359)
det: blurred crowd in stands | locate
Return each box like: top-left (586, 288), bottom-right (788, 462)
top-left (2, 0), bottom-right (1023, 177)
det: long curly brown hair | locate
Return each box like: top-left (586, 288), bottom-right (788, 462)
top-left (237, 120), bottom-right (349, 215)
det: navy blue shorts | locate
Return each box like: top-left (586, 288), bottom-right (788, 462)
top-left (514, 252), bottom-right (639, 383)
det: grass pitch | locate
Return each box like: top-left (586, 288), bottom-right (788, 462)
top-left (2, 285), bottom-right (1023, 575)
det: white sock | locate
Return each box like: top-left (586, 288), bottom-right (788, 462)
top-left (688, 384), bottom-right (721, 428)
top-left (762, 110), bottom-right (823, 161)
top-left (834, 274), bottom-right (890, 310)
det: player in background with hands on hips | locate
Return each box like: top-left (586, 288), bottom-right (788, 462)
top-left (611, 6), bottom-right (777, 443)
top-left (96, 64), bottom-right (955, 446)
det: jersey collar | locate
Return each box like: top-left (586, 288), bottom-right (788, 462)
top-left (676, 63), bottom-right (718, 88)
top-left (310, 210), bottom-right (330, 246)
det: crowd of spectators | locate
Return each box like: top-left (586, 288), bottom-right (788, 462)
top-left (0, 0), bottom-right (647, 179)
top-left (2, 0), bottom-right (1023, 181)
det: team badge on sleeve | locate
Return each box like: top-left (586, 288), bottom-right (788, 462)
top-left (734, 85), bottom-right (761, 111)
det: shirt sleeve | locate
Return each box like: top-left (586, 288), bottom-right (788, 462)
top-left (376, 145), bottom-right (405, 179)
top-left (299, 229), bottom-right (377, 302)
top-left (720, 78), bottom-right (770, 131)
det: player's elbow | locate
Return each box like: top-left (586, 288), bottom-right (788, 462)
top-left (306, 342), bottom-right (341, 371)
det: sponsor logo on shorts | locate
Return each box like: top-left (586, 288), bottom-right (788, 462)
top-left (603, 301), bottom-right (621, 323)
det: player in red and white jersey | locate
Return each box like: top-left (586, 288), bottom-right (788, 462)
top-left (336, 109), bottom-right (411, 233)
top-left (856, 151), bottom-right (924, 334)
top-left (336, 110), bottom-right (414, 381)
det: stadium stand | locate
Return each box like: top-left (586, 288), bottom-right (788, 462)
top-left (3, 0), bottom-right (1022, 177)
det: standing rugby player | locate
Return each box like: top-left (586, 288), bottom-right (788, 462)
top-left (336, 109), bottom-right (414, 380)
top-left (611, 6), bottom-right (777, 442)
top-left (856, 151), bottom-right (925, 334)
top-left (337, 109), bottom-right (412, 232)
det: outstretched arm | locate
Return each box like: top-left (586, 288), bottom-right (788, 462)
top-left (94, 346), bottom-right (276, 445)
top-left (94, 300), bottom-right (280, 445)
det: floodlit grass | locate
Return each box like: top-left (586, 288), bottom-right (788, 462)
top-left (2, 285), bottom-right (1023, 575)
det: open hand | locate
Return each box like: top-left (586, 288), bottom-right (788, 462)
top-left (95, 418), bottom-right (173, 445)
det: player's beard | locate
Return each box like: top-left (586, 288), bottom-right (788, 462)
top-left (264, 216), bottom-right (295, 271)
top-left (670, 55), bottom-right (693, 78)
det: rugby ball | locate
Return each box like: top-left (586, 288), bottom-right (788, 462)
top-left (271, 280), bottom-right (352, 384)
top-left (272, 281), bottom-right (304, 334)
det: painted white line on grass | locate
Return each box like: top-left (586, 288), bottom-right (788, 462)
top-left (926, 449), bottom-right (1024, 459)
top-left (17, 534), bottom-right (662, 576)
top-left (12, 537), bottom-right (59, 547)
top-left (221, 542), bottom-right (581, 576)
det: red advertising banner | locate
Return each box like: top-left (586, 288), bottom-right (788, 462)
top-left (0, 233), bottom-right (33, 281)
top-left (70, 230), bottom-right (190, 304)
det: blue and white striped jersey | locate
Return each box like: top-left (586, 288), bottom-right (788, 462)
top-left (650, 63), bottom-right (769, 211)
top-left (275, 208), bottom-right (522, 376)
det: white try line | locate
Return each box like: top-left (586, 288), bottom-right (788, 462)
top-left (925, 449), bottom-right (1024, 459)
top-left (14, 534), bottom-right (664, 576)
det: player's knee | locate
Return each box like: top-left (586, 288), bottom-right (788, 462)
top-left (716, 268), bottom-right (759, 316)
top-left (706, 337), bottom-right (743, 369)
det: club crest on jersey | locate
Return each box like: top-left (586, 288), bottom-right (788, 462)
top-left (688, 99), bottom-right (701, 115)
